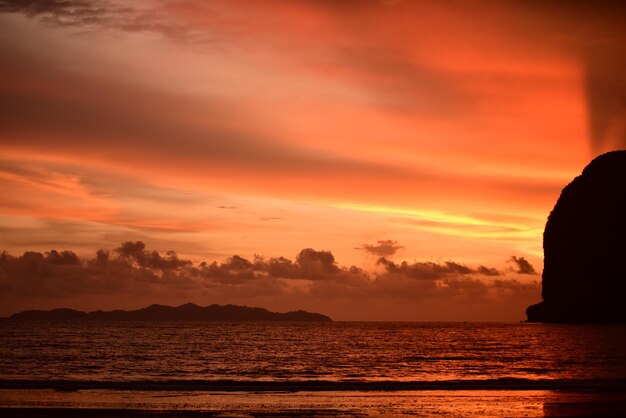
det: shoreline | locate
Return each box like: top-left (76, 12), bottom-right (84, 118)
top-left (2, 377), bottom-right (626, 392)
top-left (3, 389), bottom-right (626, 417)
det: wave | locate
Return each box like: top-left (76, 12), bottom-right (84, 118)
top-left (2, 378), bottom-right (626, 392)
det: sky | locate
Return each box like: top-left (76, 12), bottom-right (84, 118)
top-left (0, 0), bottom-right (624, 320)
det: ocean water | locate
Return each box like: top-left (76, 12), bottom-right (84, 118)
top-left (2, 321), bottom-right (626, 383)
top-left (2, 321), bottom-right (626, 416)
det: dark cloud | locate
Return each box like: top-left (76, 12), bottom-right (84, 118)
top-left (295, 248), bottom-right (340, 277)
top-left (0, 0), bottom-right (104, 18)
top-left (508, 256), bottom-right (537, 275)
top-left (263, 256), bottom-right (301, 279)
top-left (197, 248), bottom-right (348, 284)
top-left (95, 248), bottom-right (109, 264)
top-left (0, 242), bottom-right (199, 301)
top-left (115, 241), bottom-right (191, 270)
top-left (358, 239), bottom-right (404, 257)
top-left (0, 0), bottom-right (188, 40)
top-left (476, 265), bottom-right (501, 276)
top-left (0, 242), bottom-right (540, 319)
top-left (198, 256), bottom-right (257, 284)
top-left (45, 249), bottom-right (80, 265)
top-left (222, 254), bottom-right (254, 271)
top-left (376, 257), bottom-right (499, 280)
top-left (116, 241), bottom-right (146, 259)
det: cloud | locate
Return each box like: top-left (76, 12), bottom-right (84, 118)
top-left (376, 257), bottom-right (498, 280)
top-left (392, 216), bottom-right (531, 240)
top-left (0, 242), bottom-right (540, 320)
top-left (0, 0), bottom-right (105, 18)
top-left (357, 239), bottom-right (404, 257)
top-left (0, 0), bottom-right (190, 40)
top-left (476, 265), bottom-right (501, 276)
top-left (492, 278), bottom-right (540, 297)
top-left (0, 40), bottom-right (444, 201)
top-left (44, 249), bottom-right (80, 265)
top-left (115, 241), bottom-right (191, 270)
top-left (196, 248), bottom-right (351, 284)
top-left (0, 0), bottom-right (585, 226)
top-left (0, 242), bottom-right (515, 296)
top-left (294, 248), bottom-right (340, 277)
top-left (198, 255), bottom-right (257, 284)
top-left (508, 256), bottom-right (537, 275)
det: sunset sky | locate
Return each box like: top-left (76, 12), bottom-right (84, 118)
top-left (1, 0), bottom-right (624, 320)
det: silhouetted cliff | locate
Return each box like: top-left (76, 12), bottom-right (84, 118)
top-left (526, 151), bottom-right (626, 323)
top-left (11, 303), bottom-right (332, 322)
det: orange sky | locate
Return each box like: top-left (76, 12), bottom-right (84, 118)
top-left (0, 0), bottom-right (624, 320)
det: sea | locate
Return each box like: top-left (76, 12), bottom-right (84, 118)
top-left (1, 321), bottom-right (626, 416)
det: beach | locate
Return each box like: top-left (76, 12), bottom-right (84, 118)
top-left (3, 321), bottom-right (626, 417)
top-left (3, 388), bottom-right (626, 417)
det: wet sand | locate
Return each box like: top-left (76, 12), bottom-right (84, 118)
top-left (2, 389), bottom-right (626, 417)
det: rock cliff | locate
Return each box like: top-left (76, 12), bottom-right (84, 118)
top-left (526, 151), bottom-right (626, 323)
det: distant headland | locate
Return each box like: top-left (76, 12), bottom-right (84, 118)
top-left (10, 303), bottom-right (332, 322)
top-left (526, 150), bottom-right (626, 323)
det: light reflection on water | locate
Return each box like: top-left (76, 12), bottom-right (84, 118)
top-left (1, 321), bottom-right (625, 382)
top-left (0, 389), bottom-right (549, 416)
top-left (2, 389), bottom-right (626, 417)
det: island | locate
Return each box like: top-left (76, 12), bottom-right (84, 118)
top-left (526, 150), bottom-right (626, 323)
top-left (10, 302), bottom-right (333, 322)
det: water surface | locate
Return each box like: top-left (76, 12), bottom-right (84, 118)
top-left (2, 321), bottom-right (626, 416)
top-left (2, 321), bottom-right (625, 383)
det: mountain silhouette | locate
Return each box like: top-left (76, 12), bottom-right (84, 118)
top-left (527, 151), bottom-right (626, 323)
top-left (10, 303), bottom-right (332, 322)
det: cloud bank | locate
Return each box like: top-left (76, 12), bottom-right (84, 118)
top-left (0, 241), bottom-right (540, 320)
